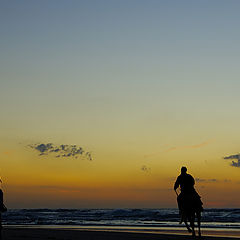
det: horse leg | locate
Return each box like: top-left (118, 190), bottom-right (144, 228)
top-left (196, 211), bottom-right (201, 237)
top-left (190, 214), bottom-right (195, 237)
top-left (182, 211), bottom-right (192, 233)
top-left (184, 220), bottom-right (192, 233)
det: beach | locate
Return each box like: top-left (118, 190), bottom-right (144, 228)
top-left (2, 209), bottom-right (240, 239)
top-left (1, 227), bottom-right (240, 240)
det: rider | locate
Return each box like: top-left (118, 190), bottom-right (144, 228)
top-left (174, 167), bottom-right (203, 217)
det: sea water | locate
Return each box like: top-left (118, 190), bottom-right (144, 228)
top-left (2, 208), bottom-right (240, 229)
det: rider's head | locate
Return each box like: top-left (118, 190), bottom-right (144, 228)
top-left (181, 166), bottom-right (187, 174)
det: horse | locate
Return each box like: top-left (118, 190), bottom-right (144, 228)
top-left (176, 191), bottom-right (203, 237)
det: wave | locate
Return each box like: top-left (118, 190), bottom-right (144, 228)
top-left (2, 208), bottom-right (240, 229)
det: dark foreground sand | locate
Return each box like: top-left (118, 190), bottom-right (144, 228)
top-left (1, 228), bottom-right (240, 240)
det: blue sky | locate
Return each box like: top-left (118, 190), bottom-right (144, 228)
top-left (1, 0), bottom-right (240, 146)
top-left (1, 1), bottom-right (240, 139)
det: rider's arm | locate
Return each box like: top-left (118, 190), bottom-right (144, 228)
top-left (174, 177), bottom-right (180, 190)
top-left (191, 175), bottom-right (195, 186)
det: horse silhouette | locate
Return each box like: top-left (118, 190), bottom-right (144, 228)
top-left (178, 192), bottom-right (202, 237)
top-left (174, 167), bottom-right (203, 237)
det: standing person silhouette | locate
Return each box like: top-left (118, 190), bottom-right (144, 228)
top-left (0, 184), bottom-right (3, 231)
top-left (0, 179), bottom-right (7, 231)
top-left (174, 167), bottom-right (203, 220)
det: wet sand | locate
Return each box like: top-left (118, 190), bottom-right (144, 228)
top-left (1, 227), bottom-right (240, 240)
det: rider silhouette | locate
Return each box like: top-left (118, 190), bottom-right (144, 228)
top-left (174, 167), bottom-right (203, 217)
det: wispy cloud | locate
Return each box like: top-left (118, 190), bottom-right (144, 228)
top-left (28, 143), bottom-right (93, 161)
top-left (223, 153), bottom-right (240, 168)
top-left (196, 178), bottom-right (217, 183)
top-left (2, 151), bottom-right (11, 155)
top-left (196, 178), bottom-right (231, 183)
top-left (141, 165), bottom-right (151, 173)
top-left (145, 140), bottom-right (213, 158)
top-left (165, 140), bottom-right (212, 152)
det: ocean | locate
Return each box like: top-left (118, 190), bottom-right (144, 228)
top-left (2, 208), bottom-right (240, 230)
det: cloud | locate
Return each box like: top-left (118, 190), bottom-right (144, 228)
top-left (28, 143), bottom-right (93, 161)
top-left (144, 140), bottom-right (213, 158)
top-left (141, 165), bottom-right (151, 173)
top-left (223, 153), bottom-right (240, 168)
top-left (35, 143), bottom-right (53, 153)
top-left (231, 161), bottom-right (240, 168)
top-left (224, 154), bottom-right (240, 160)
top-left (196, 178), bottom-right (217, 183)
top-left (195, 178), bottom-right (231, 183)
top-left (223, 179), bottom-right (231, 183)
top-left (2, 151), bottom-right (11, 155)
top-left (165, 140), bottom-right (212, 152)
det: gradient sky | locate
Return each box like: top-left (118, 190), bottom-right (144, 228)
top-left (1, 0), bottom-right (240, 208)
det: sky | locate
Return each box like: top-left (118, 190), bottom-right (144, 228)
top-left (1, 0), bottom-right (240, 208)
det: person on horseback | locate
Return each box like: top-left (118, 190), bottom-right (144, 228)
top-left (174, 167), bottom-right (203, 218)
top-left (174, 167), bottom-right (203, 236)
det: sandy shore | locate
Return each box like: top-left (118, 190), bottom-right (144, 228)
top-left (1, 227), bottom-right (240, 240)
